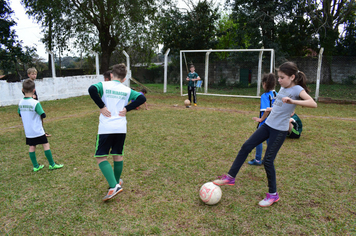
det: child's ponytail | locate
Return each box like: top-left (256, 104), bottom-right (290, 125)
top-left (295, 71), bottom-right (310, 93)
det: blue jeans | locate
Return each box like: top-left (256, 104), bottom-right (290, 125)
top-left (255, 139), bottom-right (269, 161)
top-left (228, 124), bottom-right (288, 193)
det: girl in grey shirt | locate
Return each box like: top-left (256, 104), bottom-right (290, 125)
top-left (213, 61), bottom-right (317, 207)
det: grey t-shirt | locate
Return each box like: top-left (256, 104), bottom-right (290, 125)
top-left (265, 85), bottom-right (304, 131)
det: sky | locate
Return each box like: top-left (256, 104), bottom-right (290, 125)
top-left (10, 0), bottom-right (47, 60)
top-left (9, 0), bottom-right (226, 60)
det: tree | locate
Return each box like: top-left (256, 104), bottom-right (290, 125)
top-left (22, 0), bottom-right (164, 73)
top-left (276, 1), bottom-right (319, 57)
top-left (160, 0), bottom-right (220, 57)
top-left (305, 0), bottom-right (356, 83)
top-left (0, 0), bottom-right (36, 77)
top-left (22, 0), bottom-right (71, 68)
top-left (336, 9), bottom-right (356, 56)
top-left (306, 0), bottom-right (356, 56)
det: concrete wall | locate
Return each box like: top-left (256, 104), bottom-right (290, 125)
top-left (0, 75), bottom-right (103, 107)
top-left (133, 56), bottom-right (356, 85)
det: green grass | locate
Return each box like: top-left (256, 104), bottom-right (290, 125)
top-left (1, 86), bottom-right (356, 235)
top-left (140, 82), bottom-right (356, 101)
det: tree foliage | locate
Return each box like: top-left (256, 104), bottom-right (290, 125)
top-left (22, 0), bottom-right (165, 72)
top-left (336, 15), bottom-right (356, 56)
top-left (159, 0), bottom-right (220, 57)
top-left (306, 0), bottom-right (356, 56)
top-left (0, 0), bottom-right (36, 76)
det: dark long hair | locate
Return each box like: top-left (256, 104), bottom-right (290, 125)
top-left (278, 62), bottom-right (310, 93)
top-left (262, 73), bottom-right (276, 91)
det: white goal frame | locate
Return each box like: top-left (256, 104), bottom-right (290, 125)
top-left (180, 49), bottom-right (275, 98)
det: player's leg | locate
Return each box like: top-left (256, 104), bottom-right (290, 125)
top-left (95, 134), bottom-right (122, 201)
top-left (248, 142), bottom-right (263, 165)
top-left (111, 133), bottom-right (126, 186)
top-left (193, 86), bottom-right (197, 105)
top-left (214, 124), bottom-right (269, 185)
top-left (259, 128), bottom-right (287, 207)
top-left (113, 155), bottom-right (124, 186)
top-left (42, 142), bottom-right (63, 170)
top-left (188, 86), bottom-right (192, 103)
top-left (28, 145), bottom-right (43, 172)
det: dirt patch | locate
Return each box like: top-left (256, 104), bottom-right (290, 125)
top-left (318, 97), bottom-right (356, 104)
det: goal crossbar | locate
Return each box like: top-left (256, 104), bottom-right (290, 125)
top-left (180, 49), bottom-right (275, 98)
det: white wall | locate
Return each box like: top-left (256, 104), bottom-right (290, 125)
top-left (0, 75), bottom-right (103, 106)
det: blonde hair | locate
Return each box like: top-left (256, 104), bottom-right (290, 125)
top-left (27, 67), bottom-right (37, 74)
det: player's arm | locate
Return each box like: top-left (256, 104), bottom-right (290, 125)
top-left (88, 84), bottom-right (105, 109)
top-left (282, 90), bottom-right (317, 108)
top-left (88, 84), bottom-right (111, 117)
top-left (35, 103), bottom-right (46, 119)
top-left (125, 93), bottom-right (146, 112)
top-left (252, 107), bottom-right (272, 123)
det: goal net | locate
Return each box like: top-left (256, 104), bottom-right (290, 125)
top-left (179, 49), bottom-right (275, 99)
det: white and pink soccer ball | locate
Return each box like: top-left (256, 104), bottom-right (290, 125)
top-left (199, 182), bottom-right (222, 205)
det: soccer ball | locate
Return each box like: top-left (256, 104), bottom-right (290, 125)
top-left (199, 182), bottom-right (222, 205)
top-left (184, 99), bottom-right (191, 106)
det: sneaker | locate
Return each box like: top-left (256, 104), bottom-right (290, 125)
top-left (49, 163), bottom-right (64, 170)
top-left (103, 184), bottom-right (123, 201)
top-left (248, 159), bottom-right (262, 165)
top-left (119, 179), bottom-right (123, 186)
top-left (186, 106), bottom-right (191, 108)
top-left (194, 103), bottom-right (197, 106)
top-left (258, 193), bottom-right (280, 207)
top-left (33, 164), bottom-right (44, 172)
top-left (213, 174), bottom-right (235, 186)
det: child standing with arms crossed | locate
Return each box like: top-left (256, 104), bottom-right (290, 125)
top-left (88, 63), bottom-right (146, 201)
top-left (186, 64), bottom-right (201, 106)
top-left (18, 79), bottom-right (63, 172)
top-left (248, 73), bottom-right (277, 165)
top-left (213, 62), bottom-right (317, 207)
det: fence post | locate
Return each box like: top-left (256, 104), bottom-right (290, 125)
top-left (164, 48), bottom-right (170, 93)
top-left (47, 50), bottom-right (56, 78)
top-left (315, 48), bottom-right (324, 102)
top-left (122, 50), bottom-right (131, 87)
top-left (205, 49), bottom-right (212, 94)
top-left (94, 52), bottom-right (100, 76)
top-left (257, 51), bottom-right (264, 96)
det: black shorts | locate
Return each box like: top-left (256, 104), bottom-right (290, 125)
top-left (26, 134), bottom-right (48, 146)
top-left (95, 133), bottom-right (126, 157)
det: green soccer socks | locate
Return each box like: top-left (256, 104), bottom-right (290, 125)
top-left (99, 161), bottom-right (117, 188)
top-left (114, 161), bottom-right (123, 184)
top-left (29, 152), bottom-right (39, 168)
top-left (44, 149), bottom-right (55, 167)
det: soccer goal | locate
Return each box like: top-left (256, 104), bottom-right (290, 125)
top-left (180, 49), bottom-right (275, 98)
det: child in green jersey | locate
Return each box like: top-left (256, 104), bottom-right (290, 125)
top-left (88, 63), bottom-right (146, 201)
top-left (18, 79), bottom-right (63, 172)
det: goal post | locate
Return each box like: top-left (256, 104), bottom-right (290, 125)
top-left (180, 49), bottom-right (275, 99)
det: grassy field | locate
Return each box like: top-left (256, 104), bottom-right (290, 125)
top-left (1, 85), bottom-right (355, 235)
top-left (156, 82), bottom-right (356, 102)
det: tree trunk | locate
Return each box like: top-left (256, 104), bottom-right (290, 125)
top-left (100, 48), bottom-right (111, 74)
top-left (321, 56), bottom-right (333, 84)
